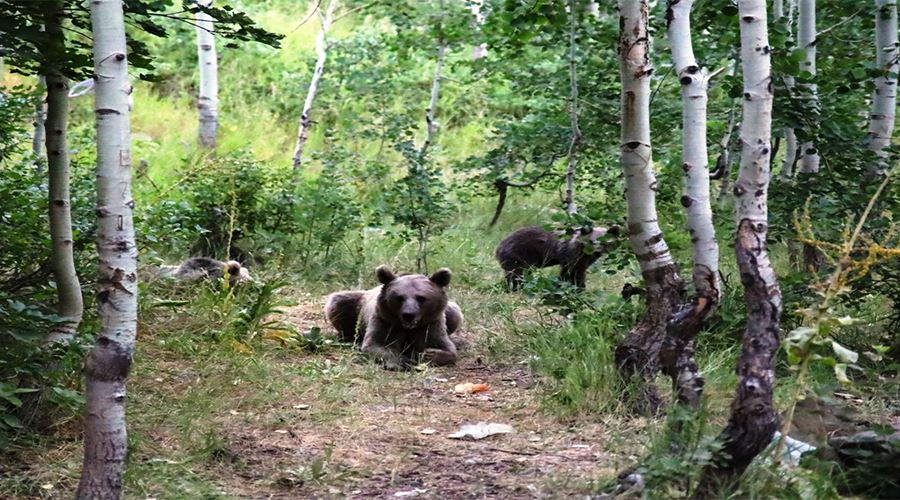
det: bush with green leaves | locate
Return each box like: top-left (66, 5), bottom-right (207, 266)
top-left (0, 295), bottom-right (89, 445)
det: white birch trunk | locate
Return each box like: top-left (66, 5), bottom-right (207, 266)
top-left (292, 0), bottom-right (337, 170)
top-left (76, 0), bottom-right (138, 497)
top-left (797, 0), bottom-right (819, 173)
top-left (564, 0), bottom-right (580, 215)
top-left (779, 0), bottom-right (799, 178)
top-left (867, 0), bottom-right (898, 177)
top-left (664, 0), bottom-right (720, 407)
top-left (619, 1), bottom-right (674, 275)
top-left (196, 0), bottom-right (218, 149)
top-left (420, 41), bottom-right (446, 158)
top-left (700, 0), bottom-right (782, 490)
top-left (33, 76), bottom-right (47, 165)
top-left (44, 2), bottom-right (83, 343)
top-left (470, 0), bottom-right (487, 60)
top-left (615, 0), bottom-right (685, 415)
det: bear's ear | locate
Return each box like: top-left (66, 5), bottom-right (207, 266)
top-left (430, 268), bottom-right (452, 288)
top-left (376, 265), bottom-right (396, 285)
top-left (579, 226), bottom-right (592, 236)
top-left (607, 225), bottom-right (622, 237)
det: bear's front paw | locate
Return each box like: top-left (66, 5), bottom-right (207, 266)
top-left (423, 348), bottom-right (456, 366)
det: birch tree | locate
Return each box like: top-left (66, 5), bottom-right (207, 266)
top-left (32, 76), bottom-right (47, 165)
top-left (662, 0), bottom-right (720, 407)
top-left (615, 0), bottom-right (686, 415)
top-left (291, 0), bottom-right (337, 170)
top-left (866, 0), bottom-right (898, 177)
top-left (699, 0), bottom-right (782, 491)
top-left (563, 0), bottom-right (580, 215)
top-left (76, 0), bottom-right (138, 496)
top-left (470, 0), bottom-right (487, 60)
top-left (196, 0), bottom-right (218, 148)
top-left (421, 40), bottom-right (446, 160)
top-left (797, 0), bottom-right (819, 173)
top-left (44, 0), bottom-right (83, 343)
top-left (776, 0), bottom-right (799, 179)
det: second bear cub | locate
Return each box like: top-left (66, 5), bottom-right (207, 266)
top-left (325, 265), bottom-right (461, 371)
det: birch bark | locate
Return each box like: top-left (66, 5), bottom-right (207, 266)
top-left (615, 0), bottom-right (685, 415)
top-left (76, 0), bottom-right (138, 497)
top-left (33, 76), bottom-right (47, 166)
top-left (420, 41), bottom-right (446, 158)
top-left (44, 0), bottom-right (83, 343)
top-left (867, 0), bottom-right (898, 177)
top-left (196, 0), bottom-right (218, 148)
top-left (292, 0), bottom-right (337, 170)
top-left (564, 0), bottom-right (580, 215)
top-left (699, 0), bottom-right (782, 491)
top-left (470, 0), bottom-right (487, 60)
top-left (778, 0), bottom-right (799, 178)
top-left (797, 0), bottom-right (819, 173)
top-left (662, 0), bottom-right (720, 407)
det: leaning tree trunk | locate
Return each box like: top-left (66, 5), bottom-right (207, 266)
top-left (563, 0), bottom-right (580, 215)
top-left (615, 0), bottom-right (685, 416)
top-left (866, 0), bottom-right (898, 177)
top-left (662, 0), bottom-right (721, 408)
top-left (777, 0), bottom-right (799, 179)
top-left (291, 0), bottom-right (337, 170)
top-left (196, 0), bottom-right (218, 148)
top-left (697, 0), bottom-right (782, 494)
top-left (44, 1), bottom-right (83, 343)
top-left (796, 0), bottom-right (819, 173)
top-left (76, 0), bottom-right (138, 498)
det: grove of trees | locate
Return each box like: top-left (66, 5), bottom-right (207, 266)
top-left (0, 0), bottom-right (897, 498)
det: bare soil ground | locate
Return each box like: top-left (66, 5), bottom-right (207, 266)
top-left (203, 299), bottom-right (636, 499)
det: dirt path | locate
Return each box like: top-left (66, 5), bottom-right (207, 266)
top-left (211, 298), bottom-right (629, 499)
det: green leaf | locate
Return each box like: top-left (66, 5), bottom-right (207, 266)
top-left (831, 341), bottom-right (859, 364)
top-left (1, 414), bottom-right (22, 429)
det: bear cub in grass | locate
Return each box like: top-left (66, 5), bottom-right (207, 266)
top-left (495, 225), bottom-right (618, 290)
top-left (153, 257), bottom-right (252, 287)
top-left (325, 265), bottom-right (462, 371)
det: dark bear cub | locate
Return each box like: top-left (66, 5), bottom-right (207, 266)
top-left (324, 266), bottom-right (462, 371)
top-left (495, 225), bottom-right (618, 290)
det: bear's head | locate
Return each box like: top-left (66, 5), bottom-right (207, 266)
top-left (577, 225), bottom-right (621, 255)
top-left (224, 260), bottom-right (253, 285)
top-left (375, 265), bottom-right (451, 330)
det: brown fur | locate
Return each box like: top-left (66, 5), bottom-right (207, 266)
top-left (151, 257), bottom-right (252, 287)
top-left (324, 266), bottom-right (461, 370)
top-left (495, 225), bottom-right (615, 289)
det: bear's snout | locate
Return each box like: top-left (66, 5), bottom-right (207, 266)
top-left (400, 300), bottom-right (420, 327)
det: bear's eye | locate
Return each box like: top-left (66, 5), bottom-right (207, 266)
top-left (415, 295), bottom-right (426, 304)
top-left (392, 294), bottom-right (404, 303)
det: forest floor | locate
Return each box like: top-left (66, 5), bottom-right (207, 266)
top-left (201, 298), bottom-right (639, 499)
top-left (1, 291), bottom-right (650, 500)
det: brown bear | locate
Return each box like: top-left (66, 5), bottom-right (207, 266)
top-left (495, 225), bottom-right (617, 290)
top-left (151, 257), bottom-right (252, 287)
top-left (324, 265), bottom-right (461, 371)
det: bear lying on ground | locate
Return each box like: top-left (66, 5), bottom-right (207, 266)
top-left (324, 265), bottom-right (461, 371)
top-left (495, 225), bottom-right (618, 290)
top-left (151, 257), bottom-right (252, 288)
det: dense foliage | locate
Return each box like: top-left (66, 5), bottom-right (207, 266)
top-left (0, 0), bottom-right (897, 497)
